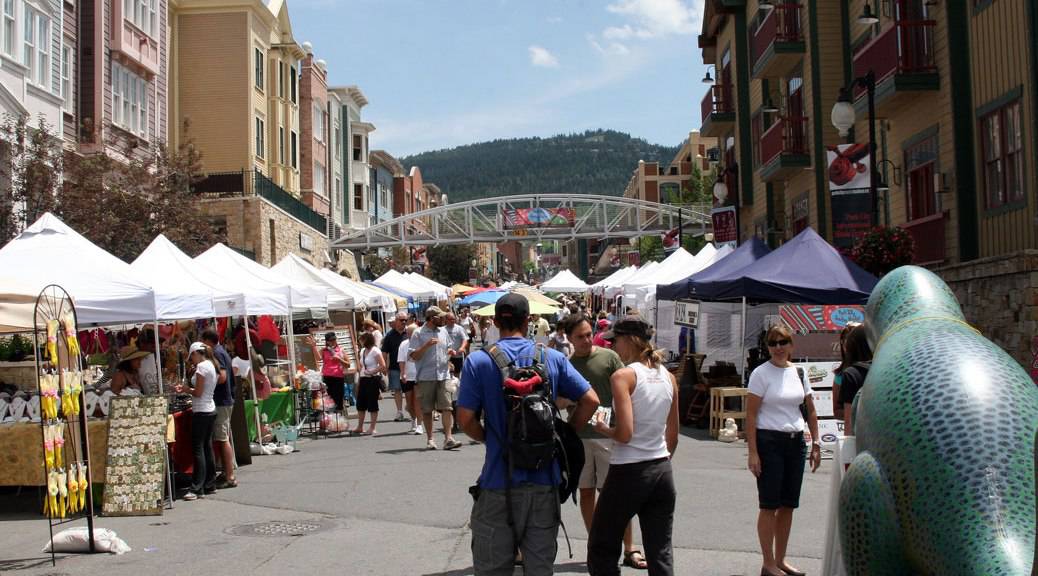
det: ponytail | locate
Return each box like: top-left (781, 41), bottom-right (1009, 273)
top-left (630, 335), bottom-right (664, 367)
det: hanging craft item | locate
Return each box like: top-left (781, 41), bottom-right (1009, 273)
top-left (77, 462), bottom-right (87, 511)
top-left (45, 319), bottom-right (60, 365)
top-left (40, 373), bottom-right (58, 420)
top-left (61, 371), bottom-right (81, 420)
top-left (62, 314), bottom-right (80, 357)
top-left (44, 469), bottom-right (59, 517)
top-left (67, 463), bottom-right (80, 514)
top-left (56, 469), bottom-right (68, 519)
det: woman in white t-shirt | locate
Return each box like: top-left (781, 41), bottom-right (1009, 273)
top-left (352, 332), bottom-right (386, 436)
top-left (746, 324), bottom-right (821, 576)
top-left (177, 342), bottom-right (219, 501)
top-left (397, 324), bottom-right (423, 435)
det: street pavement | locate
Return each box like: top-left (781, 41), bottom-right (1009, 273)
top-left (0, 397), bottom-right (833, 576)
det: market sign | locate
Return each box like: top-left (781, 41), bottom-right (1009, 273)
top-left (501, 207), bottom-right (576, 229)
top-left (673, 299), bottom-right (700, 327)
top-left (779, 304), bottom-right (865, 332)
top-left (711, 206), bottom-right (737, 248)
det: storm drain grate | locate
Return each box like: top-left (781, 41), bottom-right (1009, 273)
top-left (229, 519), bottom-right (334, 537)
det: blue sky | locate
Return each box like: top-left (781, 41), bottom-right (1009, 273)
top-left (291, 0), bottom-right (710, 157)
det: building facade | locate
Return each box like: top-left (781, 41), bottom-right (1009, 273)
top-left (698, 0), bottom-right (1038, 365)
top-left (329, 85), bottom-right (371, 233)
top-left (299, 48), bottom-right (330, 217)
top-left (368, 149), bottom-right (399, 227)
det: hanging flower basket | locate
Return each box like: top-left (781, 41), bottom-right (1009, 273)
top-left (850, 225), bottom-right (916, 277)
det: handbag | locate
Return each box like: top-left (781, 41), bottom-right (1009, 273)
top-left (796, 367), bottom-right (809, 420)
top-left (379, 375), bottom-right (388, 393)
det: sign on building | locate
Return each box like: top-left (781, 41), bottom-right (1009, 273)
top-left (501, 207), bottom-right (576, 229)
top-left (711, 206), bottom-right (738, 248)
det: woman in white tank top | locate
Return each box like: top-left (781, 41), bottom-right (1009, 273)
top-left (587, 316), bottom-right (679, 576)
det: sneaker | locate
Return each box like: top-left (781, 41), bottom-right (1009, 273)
top-left (433, 412), bottom-right (441, 421)
top-left (394, 411), bottom-right (406, 422)
top-left (426, 439), bottom-right (438, 450)
top-left (444, 439), bottom-right (462, 450)
top-left (183, 492), bottom-right (199, 501)
top-left (414, 423), bottom-right (425, 436)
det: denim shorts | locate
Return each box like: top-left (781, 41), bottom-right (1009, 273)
top-left (388, 370), bottom-right (402, 392)
top-left (756, 429), bottom-right (807, 510)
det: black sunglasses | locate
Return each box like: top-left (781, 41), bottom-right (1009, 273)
top-left (767, 339), bottom-right (791, 347)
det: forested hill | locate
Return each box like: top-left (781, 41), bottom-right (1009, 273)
top-left (400, 130), bottom-right (681, 203)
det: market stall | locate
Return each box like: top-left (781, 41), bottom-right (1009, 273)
top-left (405, 272), bottom-right (452, 302)
top-left (539, 269), bottom-right (590, 294)
top-left (374, 270), bottom-right (437, 301)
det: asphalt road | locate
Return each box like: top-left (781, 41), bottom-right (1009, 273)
top-left (0, 397), bottom-right (833, 576)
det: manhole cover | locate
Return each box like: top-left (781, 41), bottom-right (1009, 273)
top-left (228, 519), bottom-right (334, 537)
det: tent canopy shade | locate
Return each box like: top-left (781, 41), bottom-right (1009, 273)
top-left (539, 269), bottom-right (590, 293)
top-left (272, 254), bottom-right (355, 310)
top-left (375, 270), bottom-right (437, 300)
top-left (196, 243), bottom-right (328, 317)
top-left (130, 234), bottom-right (238, 320)
top-left (657, 236), bottom-right (772, 301)
top-left (406, 273), bottom-right (452, 301)
top-left (0, 213), bottom-right (157, 326)
top-left (316, 269), bottom-right (401, 311)
top-left (686, 228), bottom-right (878, 304)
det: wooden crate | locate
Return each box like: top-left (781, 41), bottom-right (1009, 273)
top-left (710, 387), bottom-right (748, 438)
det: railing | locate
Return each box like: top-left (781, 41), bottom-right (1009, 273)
top-left (759, 116), bottom-right (808, 166)
top-left (902, 211), bottom-right (946, 265)
top-left (853, 19), bottom-right (936, 98)
top-left (752, 3), bottom-right (803, 65)
top-left (701, 84), bottom-right (734, 122)
top-left (193, 169), bottom-right (328, 234)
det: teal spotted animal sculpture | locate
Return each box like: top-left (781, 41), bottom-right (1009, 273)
top-left (840, 265), bottom-right (1038, 575)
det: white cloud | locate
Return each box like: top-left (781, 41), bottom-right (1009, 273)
top-left (528, 45), bottom-right (560, 68)
top-left (604, 0), bottom-right (701, 38)
top-left (588, 35), bottom-right (631, 56)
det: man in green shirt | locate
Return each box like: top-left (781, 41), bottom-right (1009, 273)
top-left (563, 314), bottom-right (646, 569)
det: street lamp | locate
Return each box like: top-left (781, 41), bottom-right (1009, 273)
top-left (701, 66), bottom-right (715, 84)
top-left (831, 70), bottom-right (879, 226)
top-left (857, 2), bottom-right (880, 25)
top-left (758, 0), bottom-right (775, 11)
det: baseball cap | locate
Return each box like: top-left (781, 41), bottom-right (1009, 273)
top-left (597, 319), bottom-right (610, 329)
top-left (188, 342), bottom-right (208, 355)
top-left (425, 305), bottom-right (447, 319)
top-left (495, 293), bottom-right (529, 320)
top-left (325, 331), bottom-right (337, 342)
top-left (601, 315), bottom-right (653, 341)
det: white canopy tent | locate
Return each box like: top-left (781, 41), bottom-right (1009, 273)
top-left (196, 244), bottom-right (327, 317)
top-left (317, 269), bottom-right (399, 312)
top-left (540, 269), bottom-right (590, 293)
top-left (592, 265), bottom-right (637, 292)
top-left (0, 213), bottom-right (156, 326)
top-left (405, 272), bottom-right (452, 301)
top-left (0, 277), bottom-right (63, 334)
top-left (652, 245), bottom-right (735, 354)
top-left (128, 236), bottom-right (218, 321)
top-left (623, 248), bottom-right (698, 307)
top-left (272, 254), bottom-right (354, 310)
top-left (375, 269), bottom-right (437, 300)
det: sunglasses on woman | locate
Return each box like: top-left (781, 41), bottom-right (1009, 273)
top-left (767, 339), bottom-right (791, 347)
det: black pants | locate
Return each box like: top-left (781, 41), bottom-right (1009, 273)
top-left (324, 376), bottom-right (346, 410)
top-left (755, 429), bottom-right (807, 509)
top-left (190, 411), bottom-right (217, 493)
top-left (587, 457), bottom-right (675, 576)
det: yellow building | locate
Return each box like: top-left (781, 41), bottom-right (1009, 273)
top-left (169, 0), bottom-right (304, 193)
top-left (698, 0), bottom-right (1038, 365)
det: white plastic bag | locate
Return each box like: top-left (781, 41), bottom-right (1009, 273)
top-left (43, 527), bottom-right (131, 555)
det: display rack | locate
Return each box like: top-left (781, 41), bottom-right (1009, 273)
top-left (33, 284), bottom-right (96, 565)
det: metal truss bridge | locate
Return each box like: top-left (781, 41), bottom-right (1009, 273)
top-left (330, 194), bottom-right (711, 250)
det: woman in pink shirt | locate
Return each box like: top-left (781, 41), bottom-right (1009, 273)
top-left (593, 319), bottom-right (613, 349)
top-left (308, 332), bottom-right (352, 416)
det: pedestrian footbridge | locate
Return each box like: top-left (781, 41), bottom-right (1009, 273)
top-left (330, 194), bottom-right (711, 250)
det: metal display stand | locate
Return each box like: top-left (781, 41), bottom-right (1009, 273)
top-left (32, 285), bottom-right (96, 565)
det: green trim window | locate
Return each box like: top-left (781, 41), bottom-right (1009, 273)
top-left (980, 98), bottom-right (1024, 210)
top-left (254, 48), bottom-right (264, 91)
top-left (255, 116), bottom-right (264, 159)
top-left (904, 131), bottom-right (938, 220)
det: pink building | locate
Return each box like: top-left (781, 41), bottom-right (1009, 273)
top-left (79, 0), bottom-right (167, 157)
top-left (299, 48), bottom-right (330, 216)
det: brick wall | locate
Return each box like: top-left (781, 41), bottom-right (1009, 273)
top-left (938, 250), bottom-right (1038, 369)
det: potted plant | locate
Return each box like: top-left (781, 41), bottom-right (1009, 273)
top-left (851, 225), bottom-right (916, 277)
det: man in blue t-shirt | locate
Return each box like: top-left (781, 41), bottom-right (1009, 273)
top-left (202, 330), bottom-right (238, 489)
top-left (458, 293), bottom-right (599, 575)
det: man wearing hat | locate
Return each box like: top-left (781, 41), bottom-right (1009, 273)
top-left (456, 293), bottom-right (601, 574)
top-left (409, 305), bottom-right (461, 450)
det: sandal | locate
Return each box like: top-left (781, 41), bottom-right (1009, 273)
top-left (623, 550), bottom-right (647, 570)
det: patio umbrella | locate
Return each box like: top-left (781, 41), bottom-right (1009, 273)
top-left (473, 300), bottom-right (560, 316)
top-left (512, 287), bottom-right (561, 308)
top-left (460, 290), bottom-right (506, 306)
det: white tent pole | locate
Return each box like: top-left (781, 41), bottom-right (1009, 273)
top-left (287, 314), bottom-right (298, 389)
top-left (740, 297), bottom-right (747, 384)
top-left (152, 321), bottom-right (174, 510)
top-left (242, 317), bottom-right (263, 443)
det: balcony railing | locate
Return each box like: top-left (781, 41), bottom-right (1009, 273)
top-left (853, 19), bottom-right (936, 98)
top-left (752, 3), bottom-right (803, 65)
top-left (701, 84), bottom-right (734, 121)
top-left (902, 211), bottom-right (946, 265)
top-left (193, 169), bottom-right (329, 234)
top-left (760, 116), bottom-right (808, 166)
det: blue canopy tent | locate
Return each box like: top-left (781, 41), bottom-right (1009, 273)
top-left (657, 236), bottom-right (772, 301)
top-left (460, 289), bottom-right (506, 306)
top-left (689, 227), bottom-right (878, 305)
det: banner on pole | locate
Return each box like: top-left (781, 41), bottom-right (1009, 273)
top-left (501, 207), bottom-right (576, 229)
top-left (711, 206), bottom-right (738, 248)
